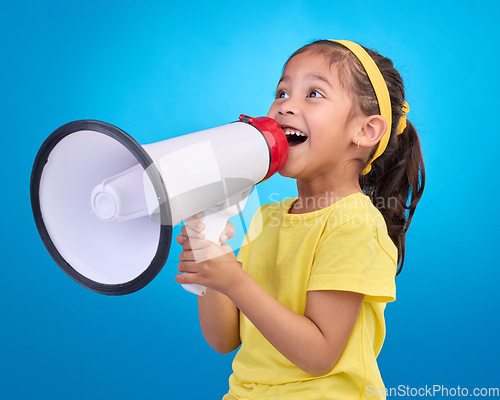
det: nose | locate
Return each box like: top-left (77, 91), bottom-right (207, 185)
top-left (277, 98), bottom-right (298, 116)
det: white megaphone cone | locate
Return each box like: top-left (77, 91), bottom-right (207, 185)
top-left (30, 115), bottom-right (288, 296)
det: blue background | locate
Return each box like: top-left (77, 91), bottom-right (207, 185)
top-left (1, 1), bottom-right (498, 399)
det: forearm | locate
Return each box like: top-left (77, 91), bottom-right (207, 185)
top-left (198, 288), bottom-right (240, 354)
top-left (177, 223), bottom-right (359, 374)
top-left (224, 270), bottom-right (339, 376)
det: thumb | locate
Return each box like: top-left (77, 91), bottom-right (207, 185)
top-left (220, 221), bottom-right (236, 244)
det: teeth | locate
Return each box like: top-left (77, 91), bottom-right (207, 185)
top-left (284, 129), bottom-right (306, 137)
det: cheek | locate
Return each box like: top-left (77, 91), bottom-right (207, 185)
top-left (309, 119), bottom-right (347, 151)
top-left (267, 102), bottom-right (279, 118)
top-left (307, 113), bottom-right (333, 141)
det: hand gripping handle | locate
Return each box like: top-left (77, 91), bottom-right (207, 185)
top-left (181, 202), bottom-right (243, 296)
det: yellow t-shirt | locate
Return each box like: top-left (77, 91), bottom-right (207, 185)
top-left (223, 192), bottom-right (397, 400)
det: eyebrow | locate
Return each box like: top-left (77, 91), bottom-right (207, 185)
top-left (278, 73), bottom-right (332, 88)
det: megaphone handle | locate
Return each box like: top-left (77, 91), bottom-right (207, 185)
top-left (181, 205), bottom-right (240, 297)
top-left (181, 283), bottom-right (207, 296)
top-left (200, 209), bottom-right (233, 245)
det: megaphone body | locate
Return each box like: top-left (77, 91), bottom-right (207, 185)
top-left (31, 115), bottom-right (288, 296)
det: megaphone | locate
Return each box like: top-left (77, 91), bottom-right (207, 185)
top-left (30, 115), bottom-right (288, 296)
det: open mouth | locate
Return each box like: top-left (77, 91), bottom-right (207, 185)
top-left (283, 128), bottom-right (308, 147)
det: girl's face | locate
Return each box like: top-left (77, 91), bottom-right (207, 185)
top-left (267, 50), bottom-right (360, 181)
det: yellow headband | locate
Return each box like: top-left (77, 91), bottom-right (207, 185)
top-left (397, 101), bottom-right (410, 136)
top-left (330, 40), bottom-right (409, 175)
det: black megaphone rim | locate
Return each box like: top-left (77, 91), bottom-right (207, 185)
top-left (30, 120), bottom-right (172, 295)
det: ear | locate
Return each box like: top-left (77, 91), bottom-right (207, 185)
top-left (355, 115), bottom-right (388, 148)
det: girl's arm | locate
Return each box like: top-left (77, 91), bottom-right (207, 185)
top-left (227, 274), bottom-right (363, 376)
top-left (197, 288), bottom-right (240, 354)
top-left (177, 220), bottom-right (240, 354)
top-left (177, 232), bottom-right (364, 376)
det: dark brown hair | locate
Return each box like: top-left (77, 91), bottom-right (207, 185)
top-left (286, 40), bottom-right (425, 274)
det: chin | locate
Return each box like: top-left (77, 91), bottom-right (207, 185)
top-left (278, 151), bottom-right (308, 180)
top-left (278, 165), bottom-right (302, 180)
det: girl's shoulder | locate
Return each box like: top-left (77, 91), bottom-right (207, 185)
top-left (329, 192), bottom-right (385, 225)
top-left (323, 193), bottom-right (397, 266)
top-left (257, 193), bottom-right (384, 227)
top-left (259, 197), bottom-right (296, 215)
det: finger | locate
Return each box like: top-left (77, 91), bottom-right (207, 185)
top-left (220, 221), bottom-right (236, 244)
top-left (177, 234), bottom-right (202, 250)
top-left (181, 224), bottom-right (205, 240)
top-left (184, 217), bottom-right (205, 233)
top-left (179, 250), bottom-right (193, 262)
top-left (181, 240), bottom-right (193, 251)
top-left (177, 235), bottom-right (201, 251)
top-left (182, 239), bottom-right (200, 251)
top-left (179, 241), bottom-right (211, 261)
top-left (187, 238), bottom-right (212, 251)
top-left (176, 234), bottom-right (188, 245)
top-left (180, 249), bottom-right (206, 263)
top-left (180, 242), bottom-right (219, 263)
top-left (224, 221), bottom-right (236, 238)
top-left (175, 272), bottom-right (202, 285)
top-left (177, 261), bottom-right (198, 273)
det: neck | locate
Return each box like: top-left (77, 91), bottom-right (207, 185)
top-left (291, 174), bottom-right (362, 214)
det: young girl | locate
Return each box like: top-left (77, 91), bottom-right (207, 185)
top-left (175, 39), bottom-right (425, 399)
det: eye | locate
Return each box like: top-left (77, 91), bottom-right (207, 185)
top-left (308, 90), bottom-right (323, 98)
top-left (276, 90), bottom-right (289, 99)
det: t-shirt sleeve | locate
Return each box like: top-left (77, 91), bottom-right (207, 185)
top-left (308, 218), bottom-right (397, 302)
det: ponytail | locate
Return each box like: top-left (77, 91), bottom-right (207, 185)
top-left (360, 120), bottom-right (425, 274)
